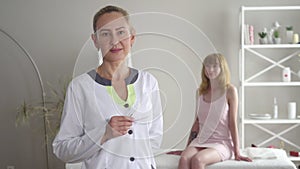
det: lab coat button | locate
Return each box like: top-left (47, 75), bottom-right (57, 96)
top-left (128, 129), bottom-right (133, 135)
top-left (124, 103), bottom-right (129, 108)
top-left (130, 157), bottom-right (135, 161)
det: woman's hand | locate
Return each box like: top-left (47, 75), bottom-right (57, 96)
top-left (101, 116), bottom-right (134, 144)
top-left (235, 153), bottom-right (252, 162)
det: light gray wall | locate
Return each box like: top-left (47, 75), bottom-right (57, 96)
top-left (1, 0), bottom-right (300, 168)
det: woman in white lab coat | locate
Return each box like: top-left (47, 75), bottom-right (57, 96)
top-left (52, 5), bottom-right (163, 169)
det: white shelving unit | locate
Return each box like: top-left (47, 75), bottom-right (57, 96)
top-left (240, 6), bottom-right (300, 162)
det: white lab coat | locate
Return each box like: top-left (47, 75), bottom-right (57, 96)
top-left (52, 70), bottom-right (163, 169)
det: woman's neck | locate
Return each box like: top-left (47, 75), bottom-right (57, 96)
top-left (209, 79), bottom-right (221, 91)
top-left (97, 62), bottom-right (130, 81)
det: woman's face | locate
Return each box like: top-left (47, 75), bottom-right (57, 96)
top-left (204, 59), bottom-right (221, 80)
top-left (92, 12), bottom-right (134, 63)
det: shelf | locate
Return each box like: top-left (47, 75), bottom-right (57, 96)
top-left (244, 119), bottom-right (300, 124)
top-left (240, 6), bottom-right (300, 154)
top-left (243, 82), bottom-right (300, 87)
top-left (243, 44), bottom-right (300, 49)
top-left (242, 6), bottom-right (300, 11)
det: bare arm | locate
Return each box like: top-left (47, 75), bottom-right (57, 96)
top-left (227, 84), bottom-right (252, 162)
top-left (167, 117), bottom-right (199, 156)
top-left (186, 117), bottom-right (199, 147)
top-left (187, 90), bottom-right (200, 147)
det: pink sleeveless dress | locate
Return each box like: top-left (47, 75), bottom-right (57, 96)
top-left (189, 92), bottom-right (233, 161)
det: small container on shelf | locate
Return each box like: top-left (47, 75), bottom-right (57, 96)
top-left (273, 97), bottom-right (278, 119)
top-left (293, 33), bottom-right (299, 44)
top-left (288, 102), bottom-right (297, 119)
top-left (290, 151), bottom-right (300, 157)
top-left (282, 67), bottom-right (291, 82)
top-left (248, 113), bottom-right (271, 120)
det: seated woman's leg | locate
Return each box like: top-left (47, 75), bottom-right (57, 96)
top-left (191, 148), bottom-right (221, 169)
top-left (178, 147), bottom-right (199, 169)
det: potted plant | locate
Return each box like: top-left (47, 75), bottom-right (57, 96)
top-left (273, 30), bottom-right (281, 44)
top-left (286, 26), bottom-right (293, 44)
top-left (258, 32), bottom-right (268, 44)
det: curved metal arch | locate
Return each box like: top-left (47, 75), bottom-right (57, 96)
top-left (0, 28), bottom-right (49, 169)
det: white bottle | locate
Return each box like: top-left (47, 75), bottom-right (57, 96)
top-left (273, 97), bottom-right (278, 119)
top-left (288, 102), bottom-right (296, 119)
top-left (293, 33), bottom-right (299, 44)
top-left (282, 67), bottom-right (291, 82)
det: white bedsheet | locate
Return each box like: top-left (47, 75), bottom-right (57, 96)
top-left (65, 148), bottom-right (296, 169)
top-left (155, 148), bottom-right (296, 169)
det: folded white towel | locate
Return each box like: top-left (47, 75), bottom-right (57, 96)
top-left (246, 147), bottom-right (277, 159)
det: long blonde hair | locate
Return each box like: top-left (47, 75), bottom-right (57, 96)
top-left (199, 53), bottom-right (231, 95)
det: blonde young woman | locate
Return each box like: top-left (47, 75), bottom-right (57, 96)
top-left (178, 53), bottom-right (251, 169)
top-left (53, 5), bottom-right (163, 169)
